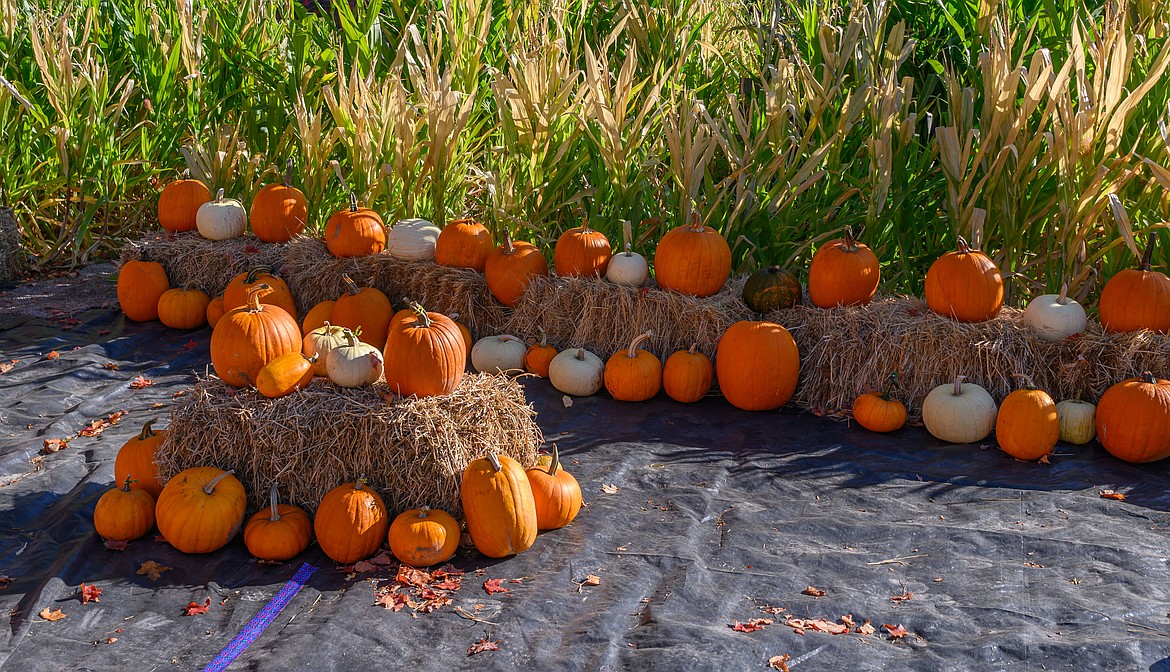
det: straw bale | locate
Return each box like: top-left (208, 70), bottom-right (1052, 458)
top-left (118, 232), bottom-right (289, 295)
top-left (155, 373), bottom-right (541, 517)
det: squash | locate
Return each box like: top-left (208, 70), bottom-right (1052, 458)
top-left (715, 320), bottom-right (800, 411)
top-left (653, 211), bottom-right (731, 297)
top-left (448, 313), bottom-right (474, 361)
top-left (387, 218), bottom-right (441, 261)
top-left (922, 375), bottom-right (998, 444)
top-left (94, 475), bottom-right (156, 542)
top-left (302, 300), bottom-right (335, 335)
top-left (196, 188), bottom-right (248, 240)
top-left (1022, 284), bottom-right (1087, 341)
top-left (852, 372), bottom-right (907, 433)
top-left (206, 294), bottom-right (226, 328)
top-left (1099, 233), bottom-right (1170, 333)
top-left (471, 335), bottom-right (528, 374)
top-left (604, 331), bottom-right (661, 402)
top-left (331, 274), bottom-right (392, 348)
top-left (314, 477), bottom-right (388, 565)
top-left (662, 344), bottom-right (713, 403)
top-left (158, 176), bottom-right (210, 233)
top-left (1095, 372), bottom-right (1170, 463)
top-left (157, 286), bottom-right (210, 330)
top-left (742, 265), bottom-right (801, 313)
top-left (460, 452), bottom-right (537, 558)
top-left (382, 303), bottom-right (466, 398)
top-left (1056, 397), bottom-right (1096, 445)
top-left (155, 467), bottom-right (247, 554)
top-left (548, 347), bottom-right (605, 396)
top-left (388, 506), bottom-right (460, 568)
top-left (434, 217), bottom-right (494, 271)
top-left (554, 219), bottom-right (611, 278)
top-left (223, 266), bottom-right (298, 319)
top-left (117, 260), bottom-right (170, 322)
top-left (303, 322), bottom-right (349, 376)
top-left (995, 377), bottom-right (1060, 461)
top-left (924, 237), bottom-right (1003, 322)
top-left (210, 284), bottom-right (302, 387)
top-left (114, 418), bottom-right (167, 498)
top-left (326, 328), bottom-right (384, 387)
top-left (256, 352), bottom-right (318, 398)
top-left (325, 192), bottom-right (385, 258)
top-left (524, 328), bottom-right (558, 378)
top-left (606, 220), bottom-right (649, 287)
top-left (250, 161), bottom-right (308, 243)
top-left (244, 483), bottom-right (312, 561)
top-left (484, 230), bottom-right (548, 306)
top-left (525, 445), bottom-right (582, 530)
top-left (808, 227), bottom-right (879, 308)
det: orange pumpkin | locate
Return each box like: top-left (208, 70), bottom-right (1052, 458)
top-left (155, 467), bottom-right (247, 554)
top-left (715, 320), bottom-right (800, 411)
top-left (449, 314), bottom-right (474, 362)
top-left (653, 211), bottom-right (732, 297)
top-left (94, 475), bottom-right (156, 542)
top-left (525, 445), bottom-right (582, 531)
top-left (256, 352), bottom-right (318, 398)
top-left (604, 331), bottom-right (662, 402)
top-left (553, 220), bottom-right (611, 278)
top-left (995, 378), bottom-right (1059, 461)
top-left (925, 237), bottom-right (1003, 322)
top-left (211, 284), bottom-right (302, 387)
top-left (1099, 233), bottom-right (1170, 333)
top-left (114, 418), bottom-right (167, 498)
top-left (118, 260), bottom-right (170, 322)
top-left (808, 227), bottom-right (880, 307)
top-left (223, 267), bottom-right (298, 319)
top-left (662, 344), bottom-right (713, 403)
top-left (330, 274), bottom-right (392, 348)
top-left (206, 294), bottom-right (226, 328)
top-left (158, 177), bottom-right (211, 233)
top-left (314, 477), bottom-right (388, 565)
top-left (244, 483), bottom-right (312, 561)
top-left (460, 452), bottom-right (537, 558)
top-left (524, 328), bottom-right (558, 378)
top-left (250, 162), bottom-right (308, 243)
top-left (852, 373), bottom-right (907, 433)
top-left (388, 506), bottom-right (461, 568)
top-left (325, 193), bottom-right (385, 258)
top-left (485, 230), bottom-right (549, 306)
top-left (434, 218), bottom-right (494, 271)
top-left (302, 300), bottom-right (335, 334)
top-left (1095, 372), bottom-right (1170, 463)
top-left (383, 303), bottom-right (466, 398)
top-left (157, 286), bottom-right (210, 330)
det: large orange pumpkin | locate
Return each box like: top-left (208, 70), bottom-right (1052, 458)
top-left (223, 267), bottom-right (297, 319)
top-left (525, 445), bottom-right (582, 531)
top-left (653, 212), bottom-right (732, 297)
top-left (383, 303), bottom-right (466, 398)
top-left (158, 178), bottom-right (211, 233)
top-left (314, 477), bottom-right (388, 565)
top-left (995, 379), bottom-right (1059, 461)
top-left (1099, 233), bottom-right (1170, 333)
top-left (302, 300), bottom-right (335, 334)
top-left (388, 506), bottom-right (461, 568)
top-left (117, 260), bottom-right (171, 322)
top-left (484, 230), bottom-right (549, 306)
top-left (244, 484), bottom-right (312, 561)
top-left (662, 344), bottom-right (713, 403)
top-left (808, 227), bottom-right (880, 307)
top-left (94, 475), bottom-right (156, 542)
top-left (157, 286), bottom-right (210, 330)
top-left (114, 418), bottom-right (167, 498)
top-left (325, 193), bottom-right (385, 258)
top-left (851, 373), bottom-right (907, 433)
top-left (211, 284), bottom-right (302, 387)
top-left (460, 452), bottom-right (537, 558)
top-left (250, 162), bottom-right (308, 243)
top-left (924, 237), bottom-right (1003, 322)
top-left (1095, 372), bottom-right (1170, 463)
top-left (331, 275), bottom-right (392, 348)
top-left (434, 218), bottom-right (494, 271)
top-left (715, 320), bottom-right (800, 411)
top-left (524, 328), bottom-right (558, 378)
top-left (155, 467), bottom-right (247, 554)
top-left (553, 221), bottom-right (611, 278)
top-left (604, 331), bottom-right (662, 402)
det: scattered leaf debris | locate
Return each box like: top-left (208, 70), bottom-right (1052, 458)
top-left (890, 591), bottom-right (913, 603)
top-left (39, 607), bottom-right (66, 622)
top-left (46, 351), bottom-right (60, 360)
top-left (80, 583), bottom-right (102, 604)
top-left (1099, 490), bottom-right (1127, 501)
top-left (130, 375), bottom-right (156, 390)
top-left (483, 578), bottom-right (511, 596)
top-left (467, 638), bottom-right (500, 656)
top-left (730, 618), bottom-right (773, 633)
top-left (768, 654), bottom-right (791, 671)
top-left (136, 561), bottom-right (171, 582)
top-left (600, 484), bottom-right (619, 494)
top-left (801, 585), bottom-right (826, 598)
top-left (0, 360), bottom-right (17, 373)
top-left (883, 623), bottom-right (909, 639)
top-left (183, 597), bottom-right (211, 616)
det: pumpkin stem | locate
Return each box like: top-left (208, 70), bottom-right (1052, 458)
top-left (342, 274), bottom-right (362, 296)
top-left (689, 210), bottom-right (703, 231)
top-left (215, 187), bottom-right (225, 202)
top-left (244, 266), bottom-right (274, 284)
top-left (879, 372), bottom-right (899, 400)
top-left (120, 474), bottom-right (137, 492)
top-left (626, 331), bottom-right (653, 358)
top-left (246, 283), bottom-right (274, 311)
top-left (502, 228), bottom-right (516, 255)
top-left (1012, 373), bottom-right (1038, 389)
top-left (305, 352), bottom-right (320, 365)
top-left (355, 474), bottom-right (367, 490)
top-left (687, 343), bottom-right (698, 355)
top-left (956, 236), bottom-right (972, 254)
top-left (1139, 232), bottom-right (1157, 270)
top-left (268, 482), bottom-right (282, 521)
top-left (1141, 371), bottom-right (1157, 384)
top-left (621, 220), bottom-right (633, 256)
top-left (841, 226), bottom-right (860, 252)
top-left (547, 444), bottom-right (561, 476)
top-left (952, 374), bottom-right (967, 396)
top-left (417, 505), bottom-right (430, 519)
top-left (1056, 283), bottom-right (1069, 305)
top-left (203, 469), bottom-right (236, 495)
top-left (139, 418), bottom-right (159, 441)
top-left (409, 302), bottom-right (432, 328)
top-left (341, 328), bottom-right (359, 348)
top-left (283, 158), bottom-right (294, 187)
top-left (486, 452), bottom-right (502, 472)
top-left (574, 348), bottom-right (585, 361)
top-left (537, 326), bottom-right (548, 347)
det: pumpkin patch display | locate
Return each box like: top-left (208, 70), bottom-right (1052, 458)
top-left (460, 452), bottom-right (537, 558)
top-left (223, 267), bottom-right (297, 319)
top-left (1099, 234), bottom-right (1170, 333)
top-left (653, 211), bottom-right (732, 298)
top-left (314, 477), bottom-right (389, 565)
top-left (852, 373), bottom-right (907, 433)
top-left (548, 347), bottom-right (605, 396)
top-left (325, 192), bottom-right (386, 258)
top-left (434, 217), bottom-right (494, 271)
top-left (808, 227), bottom-right (880, 307)
top-left (922, 376), bottom-right (997, 444)
top-left (196, 188), bottom-right (248, 240)
top-left (995, 378), bottom-right (1059, 461)
top-left (94, 475), bottom-right (156, 542)
top-left (155, 467), bottom-right (247, 554)
top-left (326, 328), bottom-right (384, 388)
top-left (114, 419), bottom-right (167, 498)
top-left (471, 335), bottom-right (528, 374)
top-left (742, 265), bottom-right (801, 313)
top-left (256, 352), bottom-right (318, 397)
top-left (485, 230), bottom-right (548, 306)
top-left (250, 161), bottom-right (308, 243)
top-left (606, 220), bottom-right (649, 287)
top-left (924, 237), bottom-right (1003, 322)
top-left (554, 219), bottom-right (611, 278)
top-left (524, 329), bottom-right (558, 378)
top-left (211, 284), bottom-right (302, 387)
top-left (331, 275), bottom-right (393, 348)
top-left (388, 506), bottom-right (461, 567)
top-left (117, 260), bottom-right (170, 322)
top-left (525, 445), bottom-right (582, 531)
top-left (157, 286), bottom-right (210, 330)
top-left (1022, 285), bottom-right (1086, 341)
top-left (303, 322), bottom-right (349, 376)
top-left (1095, 372), bottom-right (1170, 463)
top-left (715, 320), bottom-right (800, 411)
top-left (387, 218), bottom-right (442, 261)
top-left (662, 344), bottom-right (713, 403)
top-left (158, 176), bottom-right (210, 233)
top-left (382, 303), bottom-right (466, 397)
top-left (1055, 397), bottom-right (1096, 445)
top-left (604, 331), bottom-right (661, 402)
top-left (244, 484), bottom-right (312, 562)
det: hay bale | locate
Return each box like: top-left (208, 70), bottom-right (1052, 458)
top-left (504, 274), bottom-right (753, 361)
top-left (155, 373), bottom-right (541, 516)
top-left (119, 232), bottom-right (290, 296)
top-left (0, 207), bottom-right (20, 283)
top-left (281, 238), bottom-right (506, 337)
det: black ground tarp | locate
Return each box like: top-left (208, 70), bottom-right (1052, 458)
top-left (1, 307), bottom-right (1170, 671)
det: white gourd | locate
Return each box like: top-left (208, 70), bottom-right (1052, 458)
top-left (326, 328), bottom-right (384, 387)
top-left (303, 322), bottom-right (349, 376)
top-left (548, 347), bottom-right (605, 396)
top-left (606, 220), bottom-right (649, 287)
top-left (1022, 284), bottom-right (1086, 342)
top-left (196, 188), bottom-right (248, 240)
top-left (1055, 398), bottom-right (1096, 445)
top-left (387, 218), bottom-right (441, 260)
top-left (922, 375), bottom-right (998, 444)
top-left (470, 335), bottom-right (527, 374)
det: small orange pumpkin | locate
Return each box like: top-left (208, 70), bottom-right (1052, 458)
top-left (325, 192), bottom-right (386, 258)
top-left (485, 230), bottom-right (549, 306)
top-left (653, 211), bottom-right (732, 297)
top-left (525, 445), bottom-right (582, 531)
top-left (715, 320), bottom-right (800, 411)
top-left (383, 303), bottom-right (466, 398)
top-left (314, 477), bottom-right (389, 565)
top-left (1099, 233), bottom-right (1170, 333)
top-left (158, 177), bottom-right (211, 233)
top-left (925, 237), bottom-right (1003, 322)
top-left (250, 161), bottom-right (308, 243)
top-left (662, 344), bottom-right (713, 403)
top-left (114, 418), bottom-right (167, 498)
top-left (157, 286), bottom-right (210, 330)
top-left (118, 260), bottom-right (171, 322)
top-left (554, 219), bottom-right (611, 278)
top-left (524, 328), bottom-right (558, 378)
top-left (604, 331), bottom-right (662, 402)
top-left (460, 452), bottom-right (538, 558)
top-left (852, 373), bottom-right (907, 433)
top-left (1095, 372), bottom-right (1170, 463)
top-left (388, 506), bottom-right (461, 568)
top-left (223, 267), bottom-right (298, 319)
top-left (94, 475), bottom-right (156, 542)
top-left (331, 274), bottom-right (393, 348)
top-left (206, 294), bottom-right (226, 328)
top-left (244, 483), bottom-right (312, 561)
top-left (211, 284), bottom-right (302, 387)
top-left (155, 467), bottom-right (247, 554)
top-left (808, 227), bottom-right (880, 307)
top-left (256, 352), bottom-right (318, 398)
top-left (995, 377), bottom-right (1059, 461)
top-left (434, 217), bottom-right (495, 271)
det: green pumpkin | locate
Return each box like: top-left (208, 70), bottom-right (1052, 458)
top-left (742, 266), bottom-right (802, 313)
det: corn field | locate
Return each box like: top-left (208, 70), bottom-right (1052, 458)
top-left (1, 0), bottom-right (1169, 304)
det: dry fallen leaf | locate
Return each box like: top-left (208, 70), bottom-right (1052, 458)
top-left (183, 597), bottom-right (211, 616)
top-left (0, 360), bottom-right (17, 373)
top-left (857, 620), bottom-right (876, 636)
top-left (760, 605), bottom-right (786, 615)
top-left (600, 484), bottom-right (619, 494)
top-left (1100, 490), bottom-right (1127, 501)
top-left (396, 565), bottom-right (432, 588)
top-left (562, 396), bottom-right (573, 408)
top-left (483, 578), bottom-right (511, 595)
top-left (768, 654), bottom-right (791, 671)
top-left (80, 583), bottom-right (102, 604)
top-left (1037, 454), bottom-right (1051, 465)
top-left (467, 638), bottom-right (500, 656)
top-left (890, 591), bottom-right (913, 603)
top-left (730, 618), bottom-right (773, 633)
top-left (181, 340), bottom-right (198, 351)
top-left (375, 588), bottom-right (408, 612)
top-left (802, 585), bottom-right (826, 598)
top-left (39, 607), bottom-right (66, 622)
top-left (103, 362), bottom-right (120, 370)
top-left (583, 575), bottom-right (601, 587)
top-left (129, 376), bottom-right (155, 390)
top-left (104, 637), bottom-right (118, 644)
top-left (136, 561), bottom-right (171, 582)
top-left (0, 574), bottom-right (13, 588)
top-left (883, 623), bottom-right (909, 639)
top-left (46, 351), bottom-right (60, 360)
top-left (41, 438), bottom-right (70, 454)
top-left (352, 560), bottom-right (378, 574)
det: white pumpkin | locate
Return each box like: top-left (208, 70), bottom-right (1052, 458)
top-left (1022, 285), bottom-right (1086, 342)
top-left (606, 220), bottom-right (648, 286)
top-left (326, 328), bottom-right (384, 387)
top-left (548, 347), bottom-right (605, 396)
top-left (1055, 398), bottom-right (1096, 445)
top-left (196, 188), bottom-right (248, 240)
top-left (387, 218), bottom-right (441, 261)
top-left (303, 322), bottom-right (348, 376)
top-left (922, 375), bottom-right (998, 444)
top-left (470, 335), bottom-right (527, 374)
